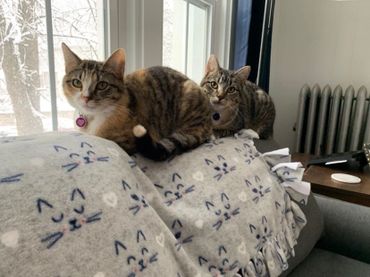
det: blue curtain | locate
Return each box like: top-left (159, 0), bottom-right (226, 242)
top-left (232, 0), bottom-right (252, 70)
top-left (231, 0), bottom-right (275, 92)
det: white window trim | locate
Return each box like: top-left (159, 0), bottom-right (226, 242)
top-left (45, 0), bottom-right (58, 130)
top-left (107, 0), bottom-right (233, 73)
top-left (210, 0), bottom-right (233, 69)
top-left (106, 0), bottom-right (163, 73)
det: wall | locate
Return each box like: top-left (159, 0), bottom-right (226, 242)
top-left (270, 0), bottom-right (370, 149)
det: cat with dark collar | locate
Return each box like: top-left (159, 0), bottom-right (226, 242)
top-left (201, 55), bottom-right (276, 139)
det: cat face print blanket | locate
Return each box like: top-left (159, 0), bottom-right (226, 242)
top-left (0, 130), bottom-right (309, 277)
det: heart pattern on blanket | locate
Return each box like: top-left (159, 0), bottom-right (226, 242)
top-left (238, 242), bottom-right (247, 255)
top-left (103, 192), bottom-right (118, 208)
top-left (156, 232), bottom-right (165, 247)
top-left (238, 191), bottom-right (247, 202)
top-left (195, 219), bottom-right (204, 229)
top-left (192, 171), bottom-right (204, 181)
top-left (1, 230), bottom-right (19, 248)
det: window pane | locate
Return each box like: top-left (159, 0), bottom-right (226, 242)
top-left (0, 0), bottom-right (104, 137)
top-left (187, 3), bottom-right (208, 83)
top-left (52, 0), bottom-right (105, 132)
top-left (163, 0), bottom-right (187, 73)
top-left (162, 0), bottom-right (209, 83)
top-left (0, 0), bottom-right (47, 137)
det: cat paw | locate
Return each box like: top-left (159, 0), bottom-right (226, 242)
top-left (133, 125), bottom-right (147, 138)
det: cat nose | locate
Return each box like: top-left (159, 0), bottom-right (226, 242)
top-left (83, 156), bottom-right (92, 164)
top-left (224, 212), bottom-right (231, 220)
top-left (81, 96), bottom-right (89, 103)
top-left (138, 259), bottom-right (146, 270)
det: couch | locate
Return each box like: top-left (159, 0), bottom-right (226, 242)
top-left (254, 140), bottom-right (370, 277)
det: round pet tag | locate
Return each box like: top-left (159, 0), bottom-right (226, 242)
top-left (331, 173), bottom-right (361, 184)
top-left (76, 115), bottom-right (87, 128)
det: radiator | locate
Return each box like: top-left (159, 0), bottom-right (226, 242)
top-left (295, 84), bottom-right (370, 155)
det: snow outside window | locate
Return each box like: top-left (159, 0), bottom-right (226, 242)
top-left (0, 0), bottom-right (105, 137)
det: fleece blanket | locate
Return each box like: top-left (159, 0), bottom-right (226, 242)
top-left (0, 130), bottom-right (309, 277)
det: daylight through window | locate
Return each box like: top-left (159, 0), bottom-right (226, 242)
top-left (0, 0), bottom-right (105, 137)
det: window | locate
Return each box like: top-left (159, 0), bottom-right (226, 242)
top-left (163, 0), bottom-right (233, 83)
top-left (1, 0), bottom-right (232, 137)
top-left (0, 0), bottom-right (105, 137)
top-left (163, 0), bottom-right (211, 83)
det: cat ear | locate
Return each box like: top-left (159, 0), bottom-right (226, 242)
top-left (218, 245), bottom-right (227, 256)
top-left (205, 201), bottom-right (215, 210)
top-left (103, 48), bottom-right (126, 80)
top-left (249, 224), bottom-right (256, 233)
top-left (205, 55), bottom-right (220, 75)
top-left (61, 43), bottom-right (81, 74)
top-left (122, 180), bottom-right (132, 191)
top-left (37, 198), bottom-right (53, 213)
top-left (136, 230), bottom-right (146, 243)
top-left (114, 240), bottom-right (127, 256)
top-left (235, 65), bottom-right (251, 80)
top-left (221, 192), bottom-right (229, 202)
top-left (172, 219), bottom-right (183, 229)
top-left (71, 188), bottom-right (85, 201)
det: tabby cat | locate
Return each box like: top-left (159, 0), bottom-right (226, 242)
top-left (62, 43), bottom-right (212, 160)
top-left (200, 55), bottom-right (275, 139)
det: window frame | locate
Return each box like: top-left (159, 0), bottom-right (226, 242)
top-left (43, 0), bottom-right (107, 132)
top-left (107, 0), bottom-right (233, 72)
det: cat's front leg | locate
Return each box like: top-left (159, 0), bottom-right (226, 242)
top-left (96, 127), bottom-right (137, 155)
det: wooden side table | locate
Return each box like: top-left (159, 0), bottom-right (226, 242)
top-left (292, 153), bottom-right (370, 207)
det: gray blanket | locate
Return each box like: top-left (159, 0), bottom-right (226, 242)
top-left (0, 130), bottom-right (309, 277)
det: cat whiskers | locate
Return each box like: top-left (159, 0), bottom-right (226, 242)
top-left (62, 161), bottom-right (81, 172)
top-left (85, 211), bottom-right (103, 223)
top-left (175, 235), bottom-right (194, 251)
top-left (41, 231), bottom-right (64, 249)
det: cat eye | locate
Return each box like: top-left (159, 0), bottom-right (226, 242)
top-left (96, 81), bottom-right (108, 90)
top-left (73, 205), bottom-right (85, 214)
top-left (222, 259), bottom-right (230, 266)
top-left (127, 256), bottom-right (136, 265)
top-left (210, 81), bottom-right (218, 89)
top-left (71, 79), bottom-right (82, 88)
top-left (228, 87), bottom-right (236, 93)
top-left (141, 247), bottom-right (149, 255)
top-left (164, 191), bottom-right (173, 197)
top-left (51, 213), bottom-right (64, 223)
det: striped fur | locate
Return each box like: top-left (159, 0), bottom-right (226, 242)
top-left (62, 43), bottom-right (212, 160)
top-left (200, 55), bottom-right (275, 139)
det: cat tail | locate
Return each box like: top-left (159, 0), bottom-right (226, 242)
top-left (133, 125), bottom-right (175, 161)
top-left (133, 124), bottom-right (209, 161)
